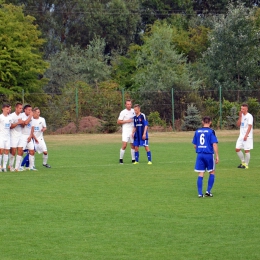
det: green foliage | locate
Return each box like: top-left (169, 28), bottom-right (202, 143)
top-left (98, 107), bottom-right (119, 133)
top-left (0, 3), bottom-right (48, 99)
top-left (226, 106), bottom-right (239, 129)
top-left (182, 103), bottom-right (202, 131)
top-left (147, 111), bottom-right (167, 127)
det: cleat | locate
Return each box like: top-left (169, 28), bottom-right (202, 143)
top-left (205, 192), bottom-right (213, 197)
top-left (198, 194), bottom-right (204, 198)
top-left (19, 167), bottom-right (25, 171)
top-left (148, 161), bottom-right (152, 165)
top-left (10, 167), bottom-right (15, 172)
top-left (119, 159), bottom-right (123, 164)
top-left (132, 160), bottom-right (135, 163)
top-left (133, 162), bottom-right (139, 165)
top-left (30, 167), bottom-right (38, 171)
top-left (238, 163), bottom-right (248, 169)
top-left (2, 168), bottom-right (7, 172)
top-left (15, 168), bottom-right (24, 172)
top-left (43, 164), bottom-right (51, 168)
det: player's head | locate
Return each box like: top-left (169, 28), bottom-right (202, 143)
top-left (202, 116), bottom-right (211, 126)
top-left (2, 104), bottom-right (11, 115)
top-left (15, 102), bottom-right (23, 114)
top-left (134, 104), bottom-right (141, 115)
top-left (23, 104), bottom-right (32, 115)
top-left (241, 103), bottom-right (248, 114)
top-left (125, 99), bottom-right (132, 110)
top-left (33, 107), bottom-right (40, 118)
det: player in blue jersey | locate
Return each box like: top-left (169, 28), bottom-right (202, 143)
top-left (192, 116), bottom-right (219, 198)
top-left (132, 104), bottom-right (152, 164)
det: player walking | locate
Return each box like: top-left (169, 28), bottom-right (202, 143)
top-left (117, 99), bottom-right (136, 164)
top-left (32, 107), bottom-right (51, 168)
top-left (132, 104), bottom-right (152, 164)
top-left (0, 104), bottom-right (12, 172)
top-left (235, 103), bottom-right (253, 169)
top-left (192, 116), bottom-right (219, 198)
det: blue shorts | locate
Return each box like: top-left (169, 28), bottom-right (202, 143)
top-left (134, 139), bottom-right (149, 147)
top-left (194, 153), bottom-right (215, 172)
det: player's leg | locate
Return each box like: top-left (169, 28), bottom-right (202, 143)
top-left (9, 147), bottom-right (17, 171)
top-left (195, 154), bottom-right (205, 197)
top-left (2, 149), bottom-right (10, 172)
top-left (119, 141), bottom-right (127, 164)
top-left (236, 137), bottom-right (245, 167)
top-left (21, 151), bottom-right (29, 167)
top-left (130, 134), bottom-right (135, 163)
top-left (144, 142), bottom-right (152, 164)
top-left (27, 139), bottom-right (37, 170)
top-left (133, 145), bottom-right (140, 164)
top-left (205, 154), bottom-right (215, 197)
top-left (243, 138), bottom-right (253, 169)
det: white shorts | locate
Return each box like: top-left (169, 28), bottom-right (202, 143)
top-left (122, 131), bottom-right (134, 143)
top-left (34, 138), bottom-right (47, 154)
top-left (0, 137), bottom-right (10, 150)
top-left (20, 135), bottom-right (35, 150)
top-left (10, 135), bottom-right (23, 148)
top-left (236, 137), bottom-right (253, 150)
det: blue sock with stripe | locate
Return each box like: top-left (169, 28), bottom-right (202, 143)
top-left (147, 151), bottom-right (151, 162)
top-left (135, 151), bottom-right (139, 162)
top-left (197, 176), bottom-right (203, 195)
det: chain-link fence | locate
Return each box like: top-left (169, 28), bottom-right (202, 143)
top-left (1, 87), bottom-right (260, 133)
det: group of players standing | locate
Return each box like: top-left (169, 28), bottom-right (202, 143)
top-left (118, 100), bottom-right (253, 198)
top-left (0, 102), bottom-right (50, 172)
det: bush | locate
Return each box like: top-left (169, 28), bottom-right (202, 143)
top-left (147, 111), bottom-right (167, 127)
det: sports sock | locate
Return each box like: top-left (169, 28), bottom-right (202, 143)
top-left (15, 155), bottom-right (22, 170)
top-left (197, 176), bottom-right (203, 196)
top-left (131, 149), bottom-right (135, 160)
top-left (9, 154), bottom-right (15, 168)
top-left (0, 154), bottom-right (2, 167)
top-left (236, 151), bottom-right (245, 163)
top-left (207, 174), bottom-right (215, 193)
top-left (43, 154), bottom-right (48, 165)
top-left (147, 151), bottom-right (151, 162)
top-left (29, 154), bottom-right (35, 169)
top-left (120, 149), bottom-right (125, 159)
top-left (21, 153), bottom-right (29, 167)
top-left (3, 154), bottom-right (8, 169)
top-left (245, 152), bottom-right (250, 166)
top-left (135, 151), bottom-right (139, 162)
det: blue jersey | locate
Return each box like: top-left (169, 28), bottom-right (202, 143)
top-left (192, 127), bottom-right (218, 154)
top-left (134, 113), bottom-right (148, 142)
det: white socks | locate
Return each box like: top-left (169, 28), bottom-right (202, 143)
top-left (245, 153), bottom-right (250, 166)
top-left (3, 154), bottom-right (8, 169)
top-left (15, 155), bottom-right (22, 170)
top-left (43, 154), bottom-right (48, 165)
top-left (29, 154), bottom-right (35, 169)
top-left (9, 154), bottom-right (15, 168)
top-left (120, 149), bottom-right (125, 159)
top-left (131, 149), bottom-right (135, 160)
top-left (236, 151), bottom-right (245, 163)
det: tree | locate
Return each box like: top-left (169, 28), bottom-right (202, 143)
top-left (182, 103), bottom-right (202, 131)
top-left (201, 3), bottom-right (260, 99)
top-left (0, 3), bottom-right (48, 99)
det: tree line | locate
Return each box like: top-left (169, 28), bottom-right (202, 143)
top-left (1, 0), bottom-right (260, 130)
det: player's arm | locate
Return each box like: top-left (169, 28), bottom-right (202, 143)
top-left (117, 118), bottom-right (133, 125)
top-left (41, 126), bottom-right (47, 132)
top-left (23, 112), bottom-right (33, 126)
top-left (132, 127), bottom-right (136, 138)
top-left (243, 124), bottom-right (252, 141)
top-left (236, 111), bottom-right (242, 127)
top-left (213, 143), bottom-right (219, 164)
top-left (142, 125), bottom-right (148, 140)
top-left (10, 118), bottom-right (23, 129)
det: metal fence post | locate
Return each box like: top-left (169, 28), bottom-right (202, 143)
top-left (122, 88), bottom-right (125, 109)
top-left (22, 89), bottom-right (24, 104)
top-left (171, 88), bottom-right (175, 131)
top-left (219, 86), bottom-right (222, 129)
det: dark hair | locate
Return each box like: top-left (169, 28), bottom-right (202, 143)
top-left (134, 104), bottom-right (140, 108)
top-left (125, 99), bottom-right (132, 104)
top-left (2, 104), bottom-right (11, 109)
top-left (23, 104), bottom-right (32, 111)
top-left (203, 116), bottom-right (211, 124)
top-left (242, 103), bottom-right (248, 108)
top-left (33, 107), bottom-right (40, 111)
top-left (15, 102), bottom-right (23, 107)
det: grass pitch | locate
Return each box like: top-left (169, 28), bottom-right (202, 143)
top-left (0, 131), bottom-right (260, 259)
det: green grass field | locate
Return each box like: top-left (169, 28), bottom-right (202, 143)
top-left (1, 131), bottom-right (260, 260)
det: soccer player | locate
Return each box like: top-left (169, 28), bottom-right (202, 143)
top-left (235, 103), bottom-right (253, 169)
top-left (0, 104), bottom-right (12, 172)
top-left (9, 102), bottom-right (24, 171)
top-left (192, 116), bottom-right (219, 198)
top-left (132, 104), bottom-right (152, 164)
top-left (32, 107), bottom-right (51, 168)
top-left (14, 104), bottom-right (36, 171)
top-left (117, 99), bottom-right (136, 164)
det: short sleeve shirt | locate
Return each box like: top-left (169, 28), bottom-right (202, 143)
top-left (118, 108), bottom-right (135, 133)
top-left (239, 113), bottom-right (253, 138)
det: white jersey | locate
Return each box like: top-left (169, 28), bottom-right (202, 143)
top-left (21, 113), bottom-right (34, 136)
top-left (10, 111), bottom-right (23, 137)
top-left (239, 112), bottom-right (253, 138)
top-left (118, 108), bottom-right (135, 133)
top-left (32, 117), bottom-right (46, 139)
top-left (0, 113), bottom-right (12, 138)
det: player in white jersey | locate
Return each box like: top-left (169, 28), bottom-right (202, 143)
top-left (0, 104), bottom-right (12, 172)
top-left (32, 107), bottom-right (51, 168)
top-left (9, 102), bottom-right (24, 171)
top-left (235, 103), bottom-right (253, 169)
top-left (14, 104), bottom-right (35, 171)
top-left (117, 99), bottom-right (136, 164)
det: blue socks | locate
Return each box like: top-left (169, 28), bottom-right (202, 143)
top-left (207, 174), bottom-right (215, 193)
top-left (135, 151), bottom-right (139, 162)
top-left (197, 176), bottom-right (203, 196)
top-left (147, 151), bottom-right (151, 162)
